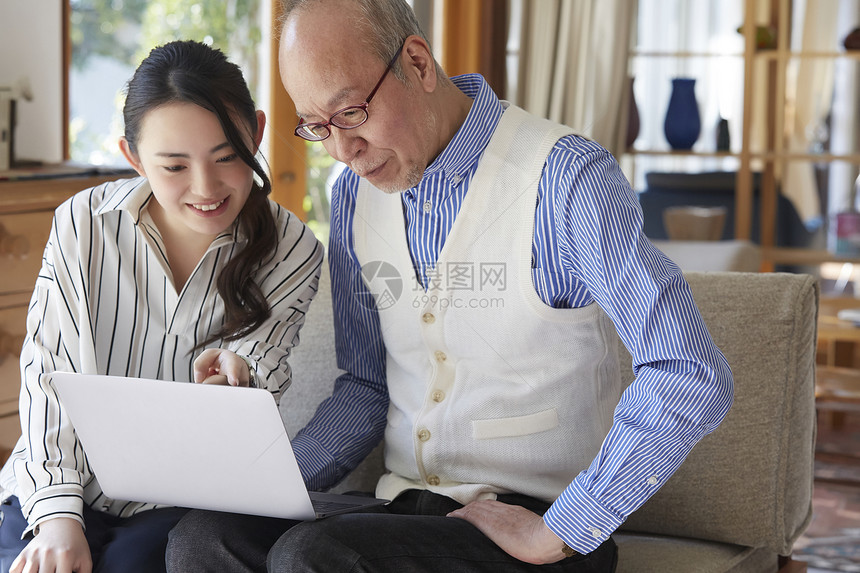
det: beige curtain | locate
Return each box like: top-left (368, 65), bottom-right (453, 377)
top-left (782, 0), bottom-right (840, 223)
top-left (517, 0), bottom-right (637, 157)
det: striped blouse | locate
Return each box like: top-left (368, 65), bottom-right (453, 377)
top-left (0, 177), bottom-right (324, 534)
top-left (292, 74), bottom-right (733, 554)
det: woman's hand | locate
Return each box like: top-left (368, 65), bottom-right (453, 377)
top-left (10, 517), bottom-right (92, 573)
top-left (193, 349), bottom-right (253, 386)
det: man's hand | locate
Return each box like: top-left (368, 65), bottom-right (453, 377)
top-left (447, 500), bottom-right (569, 564)
top-left (10, 517), bottom-right (92, 573)
top-left (193, 349), bottom-right (252, 387)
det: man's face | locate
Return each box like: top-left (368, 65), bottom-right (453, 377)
top-left (279, 5), bottom-right (437, 193)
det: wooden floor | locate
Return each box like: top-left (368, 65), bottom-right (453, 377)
top-left (795, 412), bottom-right (860, 572)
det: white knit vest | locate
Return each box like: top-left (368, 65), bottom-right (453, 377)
top-left (354, 105), bottom-right (622, 504)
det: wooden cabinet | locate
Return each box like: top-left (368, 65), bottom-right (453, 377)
top-left (739, 0), bottom-right (860, 269)
top-left (0, 172), bottom-right (126, 449)
top-left (628, 0), bottom-right (860, 270)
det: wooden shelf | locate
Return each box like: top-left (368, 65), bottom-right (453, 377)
top-left (0, 166), bottom-right (134, 214)
top-left (625, 0), bottom-right (858, 263)
top-left (762, 247), bottom-right (860, 267)
top-left (815, 366), bottom-right (860, 408)
top-left (626, 148), bottom-right (860, 166)
top-left (756, 49), bottom-right (860, 60)
top-left (631, 51), bottom-right (745, 58)
top-left (625, 149), bottom-right (740, 158)
top-left (629, 48), bottom-right (860, 62)
top-left (751, 151), bottom-right (860, 163)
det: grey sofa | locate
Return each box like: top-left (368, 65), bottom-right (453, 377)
top-left (283, 267), bottom-right (817, 573)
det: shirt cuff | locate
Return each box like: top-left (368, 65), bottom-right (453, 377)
top-left (20, 484), bottom-right (85, 538)
top-left (291, 433), bottom-right (339, 491)
top-left (543, 476), bottom-right (625, 554)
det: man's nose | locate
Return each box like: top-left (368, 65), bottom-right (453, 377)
top-left (325, 127), bottom-right (363, 164)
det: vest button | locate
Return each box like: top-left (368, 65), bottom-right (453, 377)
top-left (417, 428), bottom-right (431, 442)
top-left (422, 312), bottom-right (436, 324)
top-left (434, 350), bottom-right (447, 362)
top-left (431, 390), bottom-right (445, 403)
top-left (427, 475), bottom-right (440, 486)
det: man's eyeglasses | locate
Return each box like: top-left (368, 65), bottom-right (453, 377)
top-left (294, 41), bottom-right (406, 142)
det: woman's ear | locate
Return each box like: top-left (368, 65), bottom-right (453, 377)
top-left (119, 137), bottom-right (146, 177)
top-left (253, 110), bottom-right (266, 150)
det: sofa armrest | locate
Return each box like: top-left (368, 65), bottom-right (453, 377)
top-left (617, 271), bottom-right (817, 555)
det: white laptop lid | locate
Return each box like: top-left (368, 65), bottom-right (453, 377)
top-left (53, 372), bottom-right (320, 520)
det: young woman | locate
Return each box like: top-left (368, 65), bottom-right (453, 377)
top-left (0, 40), bottom-right (323, 573)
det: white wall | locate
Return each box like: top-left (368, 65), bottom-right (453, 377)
top-left (0, 1), bottom-right (64, 164)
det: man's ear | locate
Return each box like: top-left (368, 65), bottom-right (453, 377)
top-left (119, 137), bottom-right (146, 177)
top-left (401, 35), bottom-right (437, 93)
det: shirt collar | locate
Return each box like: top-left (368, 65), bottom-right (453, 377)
top-left (92, 176), bottom-right (154, 224)
top-left (421, 74), bottom-right (505, 181)
top-left (93, 176), bottom-right (239, 245)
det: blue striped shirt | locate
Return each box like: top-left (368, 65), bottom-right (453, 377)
top-left (292, 74), bottom-right (733, 553)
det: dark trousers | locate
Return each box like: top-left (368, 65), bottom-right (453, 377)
top-left (165, 490), bottom-right (617, 573)
top-left (0, 496), bottom-right (188, 573)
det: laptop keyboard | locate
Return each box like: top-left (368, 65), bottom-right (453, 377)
top-left (312, 499), bottom-right (365, 514)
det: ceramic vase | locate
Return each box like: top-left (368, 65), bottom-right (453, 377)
top-left (843, 26), bottom-right (860, 50)
top-left (625, 77), bottom-right (640, 149)
top-left (664, 78), bottom-right (701, 150)
top-left (716, 117), bottom-right (730, 151)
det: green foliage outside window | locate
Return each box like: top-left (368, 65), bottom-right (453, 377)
top-left (305, 141), bottom-right (336, 246)
top-left (69, 0), bottom-right (261, 165)
top-left (71, 0), bottom-right (260, 79)
top-left (70, 0), bottom-right (337, 240)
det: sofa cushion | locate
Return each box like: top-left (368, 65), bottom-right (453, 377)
top-left (614, 533), bottom-right (778, 573)
top-left (617, 272), bottom-right (817, 555)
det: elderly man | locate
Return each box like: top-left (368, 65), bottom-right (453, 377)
top-left (166, 1), bottom-right (733, 571)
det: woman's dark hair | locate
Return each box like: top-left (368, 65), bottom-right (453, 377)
top-left (123, 40), bottom-right (277, 346)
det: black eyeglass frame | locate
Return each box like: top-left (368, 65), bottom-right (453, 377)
top-left (294, 40), bottom-right (406, 142)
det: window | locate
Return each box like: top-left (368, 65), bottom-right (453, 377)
top-left (68, 0), bottom-right (268, 167)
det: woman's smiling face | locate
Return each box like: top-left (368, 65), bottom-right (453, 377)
top-left (122, 101), bottom-right (262, 240)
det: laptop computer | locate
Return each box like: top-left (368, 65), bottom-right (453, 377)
top-left (52, 371), bottom-right (388, 520)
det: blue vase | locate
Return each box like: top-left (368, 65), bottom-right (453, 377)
top-left (664, 78), bottom-right (701, 150)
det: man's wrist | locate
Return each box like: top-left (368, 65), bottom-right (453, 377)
top-left (561, 541), bottom-right (578, 558)
top-left (544, 519), bottom-right (578, 560)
